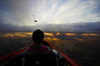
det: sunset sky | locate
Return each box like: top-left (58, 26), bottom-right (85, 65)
top-left (0, 0), bottom-right (100, 32)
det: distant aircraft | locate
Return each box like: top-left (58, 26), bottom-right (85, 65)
top-left (34, 20), bottom-right (37, 22)
top-left (33, 15), bottom-right (38, 22)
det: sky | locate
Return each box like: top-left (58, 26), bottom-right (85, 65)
top-left (0, 0), bottom-right (100, 32)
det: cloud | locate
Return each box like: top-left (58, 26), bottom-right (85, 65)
top-left (0, 0), bottom-right (100, 27)
top-left (0, 0), bottom-right (35, 26)
top-left (32, 0), bottom-right (100, 24)
top-left (0, 17), bottom-right (34, 32)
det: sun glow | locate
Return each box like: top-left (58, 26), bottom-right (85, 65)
top-left (82, 33), bottom-right (98, 36)
top-left (56, 33), bottom-right (60, 35)
top-left (4, 34), bottom-right (14, 37)
top-left (44, 37), bottom-right (59, 41)
top-left (66, 33), bottom-right (76, 36)
top-left (44, 33), bottom-right (54, 37)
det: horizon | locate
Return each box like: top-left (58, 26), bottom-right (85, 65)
top-left (0, 22), bottom-right (100, 32)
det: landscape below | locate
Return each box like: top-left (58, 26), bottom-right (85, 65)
top-left (0, 32), bottom-right (100, 66)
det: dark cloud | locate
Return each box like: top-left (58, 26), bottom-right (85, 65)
top-left (0, 18), bottom-right (100, 33)
top-left (0, 19), bottom-right (34, 32)
top-left (41, 22), bottom-right (100, 33)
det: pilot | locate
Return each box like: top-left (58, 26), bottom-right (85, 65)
top-left (26, 29), bottom-right (49, 52)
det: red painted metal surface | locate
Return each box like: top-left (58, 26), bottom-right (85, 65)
top-left (0, 47), bottom-right (29, 64)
